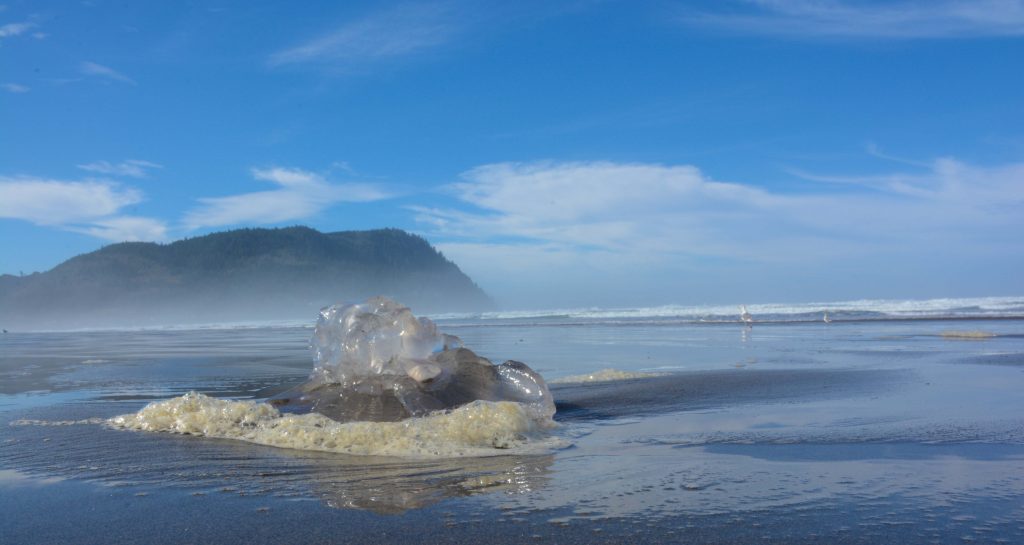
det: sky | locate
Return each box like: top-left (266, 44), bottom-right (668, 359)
top-left (2, 0), bottom-right (1023, 309)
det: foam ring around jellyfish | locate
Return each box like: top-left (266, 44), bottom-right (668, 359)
top-left (270, 296), bottom-right (556, 423)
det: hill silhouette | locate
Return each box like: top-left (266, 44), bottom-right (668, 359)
top-left (0, 227), bottom-right (491, 330)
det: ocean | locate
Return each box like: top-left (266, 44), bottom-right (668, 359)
top-left (2, 296), bottom-right (1024, 544)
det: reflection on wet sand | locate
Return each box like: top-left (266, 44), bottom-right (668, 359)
top-left (306, 453), bottom-right (553, 514)
top-left (3, 412), bottom-right (553, 515)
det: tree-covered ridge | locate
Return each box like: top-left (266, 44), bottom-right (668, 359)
top-left (0, 227), bottom-right (490, 330)
top-left (50, 227), bottom-right (461, 277)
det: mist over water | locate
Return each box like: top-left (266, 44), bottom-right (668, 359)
top-left (15, 295), bottom-right (1024, 333)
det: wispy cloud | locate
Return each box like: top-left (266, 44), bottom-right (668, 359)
top-left (77, 159), bottom-right (162, 178)
top-left (0, 175), bottom-right (167, 242)
top-left (0, 177), bottom-right (142, 225)
top-left (791, 157), bottom-right (1024, 204)
top-left (0, 21), bottom-right (33, 39)
top-left (183, 167), bottom-right (392, 229)
top-left (69, 216), bottom-right (168, 242)
top-left (80, 61), bottom-right (137, 85)
top-left (268, 2), bottom-right (461, 68)
top-left (676, 0), bottom-right (1024, 39)
top-left (1, 83), bottom-right (29, 93)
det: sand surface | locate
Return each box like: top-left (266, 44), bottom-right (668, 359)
top-left (3, 319), bottom-right (1024, 543)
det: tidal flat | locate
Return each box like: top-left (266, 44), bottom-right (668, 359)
top-left (3, 317), bottom-right (1024, 544)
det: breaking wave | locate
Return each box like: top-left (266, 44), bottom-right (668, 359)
top-left (430, 296), bottom-right (1024, 326)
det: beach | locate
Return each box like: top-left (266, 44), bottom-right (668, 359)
top-left (3, 299), bottom-right (1024, 544)
top-left (6, 2), bottom-right (1022, 542)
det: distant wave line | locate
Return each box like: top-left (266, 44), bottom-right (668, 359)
top-left (430, 296), bottom-right (1024, 322)
top-left (439, 314), bottom-right (1024, 329)
top-left (12, 295), bottom-right (1023, 333)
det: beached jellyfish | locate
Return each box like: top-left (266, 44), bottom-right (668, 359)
top-left (270, 296), bottom-right (556, 423)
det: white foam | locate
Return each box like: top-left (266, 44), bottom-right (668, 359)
top-left (433, 295), bottom-right (1024, 323)
top-left (10, 418), bottom-right (106, 426)
top-left (108, 392), bottom-right (563, 458)
top-left (550, 369), bottom-right (662, 384)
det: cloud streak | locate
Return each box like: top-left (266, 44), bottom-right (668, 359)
top-left (269, 2), bottom-right (461, 68)
top-left (0, 175), bottom-right (167, 242)
top-left (77, 159), bottom-right (162, 178)
top-left (80, 61), bottom-right (137, 85)
top-left (791, 158), bottom-right (1024, 205)
top-left (183, 167), bottom-right (392, 229)
top-left (677, 0), bottom-right (1024, 39)
top-left (1, 83), bottom-right (29, 93)
top-left (0, 21), bottom-right (33, 39)
top-left (69, 216), bottom-right (168, 242)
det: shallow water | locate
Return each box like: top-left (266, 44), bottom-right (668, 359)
top-left (3, 318), bottom-right (1024, 543)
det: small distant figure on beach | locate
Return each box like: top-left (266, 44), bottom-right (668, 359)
top-left (823, 311), bottom-right (832, 324)
top-left (740, 305), bottom-right (753, 328)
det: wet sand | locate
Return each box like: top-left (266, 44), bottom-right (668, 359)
top-left (3, 319), bottom-right (1024, 543)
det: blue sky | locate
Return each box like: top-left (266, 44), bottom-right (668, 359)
top-left (2, 0), bottom-right (1023, 308)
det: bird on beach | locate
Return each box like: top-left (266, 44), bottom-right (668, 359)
top-left (823, 311), bottom-right (832, 324)
top-left (740, 305), bottom-right (753, 328)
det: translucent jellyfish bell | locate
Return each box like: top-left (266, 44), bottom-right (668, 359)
top-left (312, 297), bottom-right (444, 382)
top-left (279, 296), bottom-right (555, 423)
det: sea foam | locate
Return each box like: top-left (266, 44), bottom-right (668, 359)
top-left (550, 369), bottom-right (662, 384)
top-left (109, 392), bottom-right (562, 458)
top-left (430, 295), bottom-right (1024, 325)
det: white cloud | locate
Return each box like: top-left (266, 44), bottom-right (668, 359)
top-left (77, 159), bottom-right (162, 178)
top-left (80, 61), bottom-right (137, 85)
top-left (414, 158), bottom-right (1024, 301)
top-left (69, 216), bottom-right (168, 242)
top-left (677, 0), bottom-right (1024, 39)
top-left (453, 160), bottom-right (776, 221)
top-left (417, 161), bottom-right (790, 256)
top-left (251, 166), bottom-right (322, 187)
top-left (269, 2), bottom-right (460, 67)
top-left (1, 83), bottom-right (29, 93)
top-left (0, 21), bottom-right (33, 38)
top-left (183, 167), bottom-right (392, 229)
top-left (0, 177), bottom-right (142, 225)
top-left (417, 159), bottom-right (1024, 306)
top-left (0, 175), bottom-right (168, 242)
